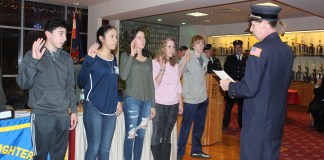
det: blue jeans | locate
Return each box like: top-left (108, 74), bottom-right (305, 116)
top-left (177, 99), bottom-right (208, 158)
top-left (123, 95), bottom-right (152, 160)
top-left (83, 101), bottom-right (116, 160)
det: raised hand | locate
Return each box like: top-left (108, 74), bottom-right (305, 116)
top-left (184, 49), bottom-right (191, 62)
top-left (159, 56), bottom-right (166, 71)
top-left (88, 43), bottom-right (99, 58)
top-left (130, 40), bottom-right (136, 56)
top-left (32, 38), bottom-right (46, 60)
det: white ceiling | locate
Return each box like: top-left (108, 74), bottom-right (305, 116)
top-left (132, 0), bottom-right (314, 26)
top-left (37, 0), bottom-right (324, 26)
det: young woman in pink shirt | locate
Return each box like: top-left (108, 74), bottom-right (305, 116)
top-left (151, 38), bottom-right (183, 160)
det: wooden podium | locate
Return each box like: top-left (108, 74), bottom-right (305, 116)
top-left (177, 74), bottom-right (225, 145)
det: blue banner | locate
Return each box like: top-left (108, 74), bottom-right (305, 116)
top-left (0, 117), bottom-right (33, 160)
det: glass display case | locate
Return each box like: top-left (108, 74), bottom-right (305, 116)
top-left (208, 30), bottom-right (324, 83)
top-left (208, 30), bottom-right (324, 56)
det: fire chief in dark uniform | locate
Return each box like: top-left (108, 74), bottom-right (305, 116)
top-left (220, 3), bottom-right (294, 160)
top-left (222, 40), bottom-right (247, 130)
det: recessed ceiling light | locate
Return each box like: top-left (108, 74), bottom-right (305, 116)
top-left (186, 12), bottom-right (208, 17)
top-left (157, 19), bottom-right (162, 22)
top-left (256, 2), bottom-right (279, 7)
top-left (181, 22), bottom-right (186, 25)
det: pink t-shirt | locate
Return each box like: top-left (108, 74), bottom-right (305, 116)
top-left (152, 60), bottom-right (182, 105)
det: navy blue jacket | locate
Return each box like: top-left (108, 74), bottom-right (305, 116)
top-left (228, 32), bottom-right (294, 149)
top-left (224, 54), bottom-right (247, 100)
top-left (78, 55), bottom-right (121, 114)
top-left (224, 54), bottom-right (247, 81)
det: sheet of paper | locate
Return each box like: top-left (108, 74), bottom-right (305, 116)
top-left (213, 70), bottom-right (235, 82)
top-left (0, 110), bottom-right (12, 119)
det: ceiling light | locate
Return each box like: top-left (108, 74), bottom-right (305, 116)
top-left (256, 2), bottom-right (279, 7)
top-left (204, 19), bottom-right (211, 23)
top-left (157, 19), bottom-right (162, 22)
top-left (181, 22), bottom-right (186, 25)
top-left (186, 12), bottom-right (208, 17)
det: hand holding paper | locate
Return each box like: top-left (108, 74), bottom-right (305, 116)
top-left (214, 70), bottom-right (235, 91)
top-left (213, 70), bottom-right (235, 82)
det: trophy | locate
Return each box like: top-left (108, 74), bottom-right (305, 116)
top-left (296, 63), bottom-right (303, 81)
top-left (304, 64), bottom-right (310, 82)
top-left (311, 64), bottom-right (317, 83)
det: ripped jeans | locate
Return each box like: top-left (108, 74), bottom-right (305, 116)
top-left (123, 95), bottom-right (152, 160)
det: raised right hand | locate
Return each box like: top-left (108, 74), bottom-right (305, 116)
top-left (130, 40), bottom-right (136, 56)
top-left (159, 56), bottom-right (166, 70)
top-left (32, 38), bottom-right (46, 60)
top-left (88, 43), bottom-right (99, 58)
top-left (184, 49), bottom-right (191, 62)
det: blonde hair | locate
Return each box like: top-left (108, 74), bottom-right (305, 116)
top-left (267, 20), bottom-right (287, 36)
top-left (276, 20), bottom-right (286, 36)
top-left (154, 38), bottom-right (178, 67)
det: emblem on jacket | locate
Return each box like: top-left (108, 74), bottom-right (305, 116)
top-left (114, 66), bottom-right (119, 74)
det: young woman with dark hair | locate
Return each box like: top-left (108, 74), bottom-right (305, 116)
top-left (78, 25), bottom-right (123, 160)
top-left (120, 27), bottom-right (156, 160)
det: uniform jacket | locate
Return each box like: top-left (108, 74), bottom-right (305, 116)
top-left (207, 57), bottom-right (222, 73)
top-left (310, 85), bottom-right (324, 105)
top-left (224, 54), bottom-right (247, 81)
top-left (228, 32), bottom-right (294, 142)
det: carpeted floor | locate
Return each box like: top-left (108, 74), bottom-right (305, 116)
top-left (224, 106), bottom-right (324, 160)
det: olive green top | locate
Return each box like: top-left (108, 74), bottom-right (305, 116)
top-left (120, 52), bottom-right (155, 107)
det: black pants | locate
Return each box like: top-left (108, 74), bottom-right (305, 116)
top-left (223, 97), bottom-right (243, 128)
top-left (151, 103), bottom-right (179, 146)
top-left (309, 102), bottom-right (324, 129)
top-left (31, 113), bottom-right (70, 160)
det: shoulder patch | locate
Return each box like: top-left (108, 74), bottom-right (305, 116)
top-left (249, 47), bottom-right (262, 57)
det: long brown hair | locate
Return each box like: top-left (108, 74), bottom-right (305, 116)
top-left (154, 38), bottom-right (178, 67)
